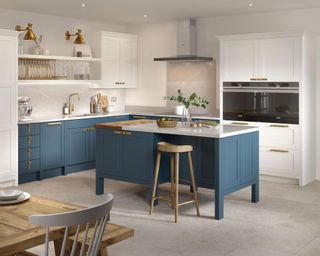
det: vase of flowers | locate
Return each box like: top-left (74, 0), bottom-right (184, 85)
top-left (33, 34), bottom-right (43, 55)
top-left (166, 89), bottom-right (209, 125)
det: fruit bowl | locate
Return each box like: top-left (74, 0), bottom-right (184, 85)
top-left (156, 118), bottom-right (177, 128)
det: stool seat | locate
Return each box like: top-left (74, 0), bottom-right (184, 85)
top-left (157, 142), bottom-right (193, 153)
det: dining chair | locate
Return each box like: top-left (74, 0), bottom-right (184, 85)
top-left (28, 194), bottom-right (113, 256)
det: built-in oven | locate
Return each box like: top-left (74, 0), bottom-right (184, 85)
top-left (223, 82), bottom-right (299, 124)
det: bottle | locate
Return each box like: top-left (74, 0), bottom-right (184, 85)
top-left (63, 103), bottom-right (69, 115)
top-left (90, 100), bottom-right (94, 113)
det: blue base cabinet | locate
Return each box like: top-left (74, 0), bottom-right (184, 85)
top-left (40, 122), bottom-right (65, 178)
top-left (96, 129), bottom-right (154, 194)
top-left (96, 128), bottom-right (259, 220)
top-left (18, 115), bottom-right (130, 184)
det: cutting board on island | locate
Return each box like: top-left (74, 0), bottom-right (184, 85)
top-left (95, 119), bottom-right (155, 130)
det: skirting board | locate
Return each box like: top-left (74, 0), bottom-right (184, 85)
top-left (260, 174), bottom-right (299, 185)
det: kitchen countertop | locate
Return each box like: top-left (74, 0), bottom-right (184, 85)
top-left (95, 119), bottom-right (155, 130)
top-left (18, 111), bottom-right (220, 124)
top-left (18, 111), bottom-right (131, 124)
top-left (116, 122), bottom-right (259, 138)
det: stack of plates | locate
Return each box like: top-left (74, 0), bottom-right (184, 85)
top-left (0, 189), bottom-right (30, 205)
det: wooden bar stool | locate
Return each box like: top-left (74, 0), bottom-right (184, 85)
top-left (149, 142), bottom-right (200, 223)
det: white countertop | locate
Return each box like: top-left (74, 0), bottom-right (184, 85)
top-left (18, 111), bottom-right (220, 124)
top-left (18, 112), bottom-right (130, 124)
top-left (123, 123), bottom-right (259, 138)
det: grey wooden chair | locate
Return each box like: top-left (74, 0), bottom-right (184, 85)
top-left (28, 194), bottom-right (113, 256)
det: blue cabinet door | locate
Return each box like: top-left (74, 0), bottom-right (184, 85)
top-left (41, 122), bottom-right (65, 170)
top-left (88, 127), bottom-right (96, 162)
top-left (65, 127), bottom-right (88, 165)
top-left (197, 138), bottom-right (215, 188)
top-left (96, 129), bottom-right (123, 177)
top-left (123, 132), bottom-right (154, 184)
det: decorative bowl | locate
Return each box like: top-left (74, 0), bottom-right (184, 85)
top-left (156, 120), bottom-right (177, 128)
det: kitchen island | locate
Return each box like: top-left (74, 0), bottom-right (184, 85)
top-left (95, 120), bottom-right (259, 220)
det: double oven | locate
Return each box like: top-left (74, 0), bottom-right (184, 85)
top-left (223, 82), bottom-right (299, 124)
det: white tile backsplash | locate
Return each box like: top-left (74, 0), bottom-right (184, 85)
top-left (19, 85), bottom-right (126, 117)
top-left (167, 61), bottom-right (218, 116)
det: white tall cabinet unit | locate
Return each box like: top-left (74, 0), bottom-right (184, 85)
top-left (219, 32), bottom-right (316, 186)
top-left (0, 30), bottom-right (19, 187)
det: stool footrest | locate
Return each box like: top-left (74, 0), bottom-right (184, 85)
top-left (153, 196), bottom-right (172, 202)
top-left (178, 200), bottom-right (196, 207)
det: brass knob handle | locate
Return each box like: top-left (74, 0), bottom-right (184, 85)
top-left (27, 148), bottom-right (32, 158)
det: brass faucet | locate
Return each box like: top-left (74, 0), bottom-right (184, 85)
top-left (68, 93), bottom-right (80, 114)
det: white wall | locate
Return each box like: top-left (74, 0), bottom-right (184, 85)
top-left (125, 22), bottom-right (177, 107)
top-left (0, 8), bottom-right (127, 115)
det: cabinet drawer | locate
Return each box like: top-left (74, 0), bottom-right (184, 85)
top-left (19, 159), bottom-right (40, 174)
top-left (19, 135), bottom-right (40, 149)
top-left (260, 147), bottom-right (299, 178)
top-left (19, 124), bottom-right (40, 136)
top-left (19, 147), bottom-right (40, 162)
top-left (260, 124), bottom-right (299, 149)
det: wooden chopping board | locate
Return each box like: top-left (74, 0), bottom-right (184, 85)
top-left (95, 119), bottom-right (155, 130)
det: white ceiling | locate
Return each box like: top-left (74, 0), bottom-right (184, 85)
top-left (0, 0), bottom-right (319, 24)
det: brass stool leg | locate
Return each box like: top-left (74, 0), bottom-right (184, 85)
top-left (149, 152), bottom-right (161, 215)
top-left (170, 154), bottom-right (175, 209)
top-left (188, 152), bottom-right (200, 216)
top-left (174, 152), bottom-right (180, 223)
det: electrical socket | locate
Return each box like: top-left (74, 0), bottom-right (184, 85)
top-left (111, 96), bottom-right (117, 103)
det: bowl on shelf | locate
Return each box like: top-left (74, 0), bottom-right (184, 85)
top-left (156, 118), bottom-right (177, 128)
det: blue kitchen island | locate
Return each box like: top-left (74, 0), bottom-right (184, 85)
top-left (95, 120), bottom-right (259, 220)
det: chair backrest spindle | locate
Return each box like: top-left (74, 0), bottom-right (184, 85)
top-left (29, 194), bottom-right (113, 256)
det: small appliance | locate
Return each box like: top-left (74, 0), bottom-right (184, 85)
top-left (18, 96), bottom-right (33, 121)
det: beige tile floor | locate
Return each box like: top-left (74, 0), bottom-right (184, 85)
top-left (17, 170), bottom-right (320, 256)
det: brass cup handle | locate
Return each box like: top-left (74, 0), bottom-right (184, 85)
top-left (47, 122), bottom-right (62, 126)
top-left (28, 160), bottom-right (32, 170)
top-left (28, 124), bottom-right (32, 134)
top-left (132, 116), bottom-right (147, 119)
top-left (231, 122), bottom-right (249, 125)
top-left (27, 148), bottom-right (32, 158)
top-left (270, 124), bottom-right (289, 128)
top-left (270, 149), bottom-right (289, 153)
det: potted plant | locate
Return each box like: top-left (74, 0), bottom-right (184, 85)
top-left (165, 89), bottom-right (209, 124)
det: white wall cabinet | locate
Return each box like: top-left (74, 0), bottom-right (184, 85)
top-left (101, 32), bottom-right (138, 88)
top-left (222, 39), bottom-right (259, 81)
top-left (221, 34), bottom-right (300, 82)
top-left (0, 30), bottom-right (19, 186)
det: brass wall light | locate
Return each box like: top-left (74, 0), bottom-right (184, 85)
top-left (15, 23), bottom-right (37, 41)
top-left (65, 29), bottom-right (85, 44)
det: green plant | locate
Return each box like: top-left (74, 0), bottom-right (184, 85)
top-left (165, 89), bottom-right (209, 109)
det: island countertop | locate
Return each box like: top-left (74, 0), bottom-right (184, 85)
top-left (96, 120), bottom-right (259, 138)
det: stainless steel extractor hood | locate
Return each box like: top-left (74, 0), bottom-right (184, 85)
top-left (154, 19), bottom-right (213, 62)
